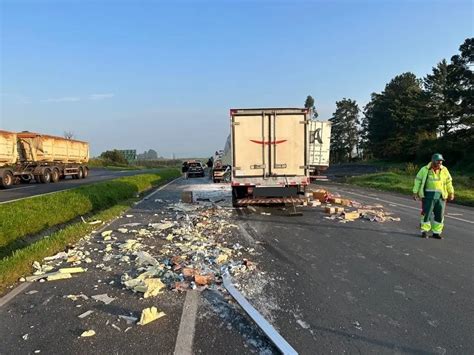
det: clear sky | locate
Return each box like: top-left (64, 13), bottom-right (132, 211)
top-left (1, 0), bottom-right (472, 158)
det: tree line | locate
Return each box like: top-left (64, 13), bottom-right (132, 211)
top-left (307, 37), bottom-right (473, 170)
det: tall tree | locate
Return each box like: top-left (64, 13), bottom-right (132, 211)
top-left (447, 38), bottom-right (474, 129)
top-left (64, 131), bottom-right (75, 140)
top-left (329, 98), bottom-right (360, 162)
top-left (304, 95), bottom-right (319, 119)
top-left (424, 59), bottom-right (457, 136)
top-left (365, 73), bottom-right (434, 160)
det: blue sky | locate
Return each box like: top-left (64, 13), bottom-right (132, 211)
top-left (1, 0), bottom-right (472, 157)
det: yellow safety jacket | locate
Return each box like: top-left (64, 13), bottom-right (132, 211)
top-left (413, 163), bottom-right (454, 199)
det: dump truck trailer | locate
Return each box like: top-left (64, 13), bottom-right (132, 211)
top-left (0, 131), bottom-right (89, 188)
top-left (230, 108), bottom-right (310, 206)
top-left (308, 120), bottom-right (331, 179)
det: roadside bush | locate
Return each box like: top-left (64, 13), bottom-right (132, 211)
top-left (0, 169), bottom-right (180, 249)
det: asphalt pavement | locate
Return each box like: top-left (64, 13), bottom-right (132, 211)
top-left (0, 168), bottom-right (162, 204)
top-left (1, 177), bottom-right (473, 354)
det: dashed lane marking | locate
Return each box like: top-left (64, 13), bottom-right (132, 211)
top-left (174, 291), bottom-right (199, 355)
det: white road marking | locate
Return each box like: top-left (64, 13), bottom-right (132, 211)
top-left (339, 189), bottom-right (473, 224)
top-left (138, 177), bottom-right (182, 202)
top-left (174, 291), bottom-right (199, 355)
top-left (4, 185), bottom-right (37, 191)
top-left (0, 282), bottom-right (31, 308)
top-left (0, 176), bottom-right (181, 205)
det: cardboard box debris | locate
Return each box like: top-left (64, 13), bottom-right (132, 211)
top-left (194, 273), bottom-right (214, 286)
top-left (325, 207), bottom-right (336, 214)
top-left (343, 211), bottom-right (360, 220)
top-left (313, 190), bottom-right (327, 202)
top-left (138, 307), bottom-right (166, 325)
top-left (181, 191), bottom-right (193, 203)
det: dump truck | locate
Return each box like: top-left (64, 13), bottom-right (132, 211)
top-left (230, 108), bottom-right (311, 206)
top-left (0, 130), bottom-right (89, 188)
top-left (308, 120), bottom-right (331, 179)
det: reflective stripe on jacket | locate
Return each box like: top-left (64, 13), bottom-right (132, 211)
top-left (412, 163), bottom-right (454, 199)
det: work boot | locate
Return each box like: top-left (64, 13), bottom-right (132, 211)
top-left (432, 233), bottom-right (443, 239)
top-left (421, 232), bottom-right (428, 238)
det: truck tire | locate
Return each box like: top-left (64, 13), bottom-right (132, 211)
top-left (232, 186), bottom-right (246, 207)
top-left (40, 169), bottom-right (51, 184)
top-left (51, 169), bottom-right (60, 183)
top-left (1, 170), bottom-right (14, 188)
top-left (82, 167), bottom-right (89, 178)
top-left (77, 167), bottom-right (84, 179)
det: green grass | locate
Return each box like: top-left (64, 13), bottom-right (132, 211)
top-left (0, 169), bottom-right (180, 249)
top-left (0, 168), bottom-right (180, 293)
top-left (0, 203), bottom-right (130, 293)
top-left (347, 171), bottom-right (474, 207)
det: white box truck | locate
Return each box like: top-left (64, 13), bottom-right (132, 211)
top-left (308, 120), bottom-right (331, 179)
top-left (230, 108), bottom-right (310, 206)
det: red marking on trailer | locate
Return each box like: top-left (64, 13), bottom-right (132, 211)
top-left (250, 140), bottom-right (287, 145)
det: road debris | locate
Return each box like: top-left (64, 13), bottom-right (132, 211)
top-left (91, 293), bottom-right (115, 305)
top-left (58, 267), bottom-right (86, 274)
top-left (305, 187), bottom-right (400, 223)
top-left (65, 294), bottom-right (89, 301)
top-left (78, 310), bottom-right (94, 319)
top-left (80, 330), bottom-right (96, 337)
top-left (138, 306), bottom-right (166, 325)
top-left (222, 272), bottom-right (298, 355)
top-left (119, 315), bottom-right (138, 324)
top-left (22, 333), bottom-right (29, 340)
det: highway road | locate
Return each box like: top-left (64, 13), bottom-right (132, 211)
top-left (1, 177), bottom-right (472, 354)
top-left (0, 168), bottom-right (163, 204)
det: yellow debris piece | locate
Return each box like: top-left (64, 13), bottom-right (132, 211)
top-left (138, 306), bottom-right (166, 325)
top-left (101, 230), bottom-right (113, 237)
top-left (47, 272), bottom-right (72, 281)
top-left (216, 254), bottom-right (228, 264)
top-left (59, 267), bottom-right (85, 274)
top-left (80, 330), bottom-right (96, 337)
top-left (143, 278), bottom-right (166, 298)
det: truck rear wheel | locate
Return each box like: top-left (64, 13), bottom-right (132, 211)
top-left (77, 167), bottom-right (84, 179)
top-left (82, 167), bottom-right (89, 178)
top-left (51, 169), bottom-right (60, 183)
top-left (1, 170), bottom-right (14, 188)
top-left (40, 169), bottom-right (51, 184)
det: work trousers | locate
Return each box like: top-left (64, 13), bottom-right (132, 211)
top-left (420, 197), bottom-right (445, 234)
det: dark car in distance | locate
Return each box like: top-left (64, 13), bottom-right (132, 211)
top-left (185, 161), bottom-right (205, 178)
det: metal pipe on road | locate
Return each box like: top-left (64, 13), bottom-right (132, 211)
top-left (222, 272), bottom-right (298, 355)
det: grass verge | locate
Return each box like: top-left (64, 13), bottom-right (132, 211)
top-left (347, 172), bottom-right (474, 207)
top-left (0, 203), bottom-right (130, 293)
top-left (0, 169), bottom-right (180, 249)
top-left (0, 169), bottom-right (180, 294)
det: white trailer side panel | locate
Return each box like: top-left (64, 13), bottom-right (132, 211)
top-left (308, 121), bottom-right (331, 167)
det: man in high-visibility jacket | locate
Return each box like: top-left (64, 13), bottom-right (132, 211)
top-left (412, 153), bottom-right (454, 239)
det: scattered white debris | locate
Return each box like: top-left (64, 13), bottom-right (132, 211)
top-left (78, 310), bottom-right (94, 319)
top-left (91, 294), bottom-right (115, 305)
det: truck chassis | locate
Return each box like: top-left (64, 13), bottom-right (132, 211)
top-left (0, 162), bottom-right (89, 188)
